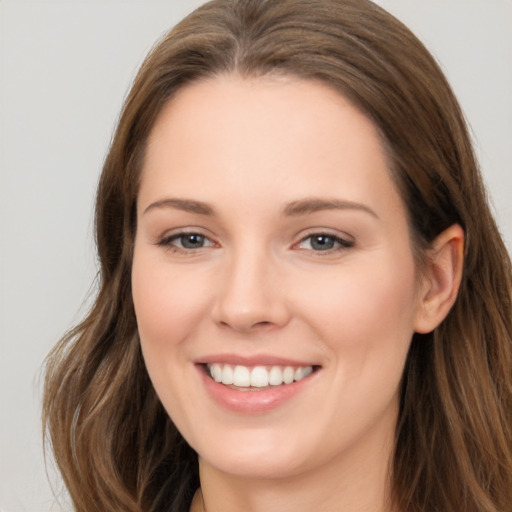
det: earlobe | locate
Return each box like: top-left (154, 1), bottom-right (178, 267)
top-left (414, 224), bottom-right (464, 334)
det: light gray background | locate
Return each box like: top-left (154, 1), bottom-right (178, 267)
top-left (0, 1), bottom-right (510, 511)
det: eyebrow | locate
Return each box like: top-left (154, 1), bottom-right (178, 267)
top-left (143, 198), bottom-right (215, 215)
top-left (143, 196), bottom-right (378, 219)
top-left (283, 198), bottom-right (379, 219)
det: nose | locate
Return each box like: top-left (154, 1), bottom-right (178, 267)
top-left (211, 247), bottom-right (291, 333)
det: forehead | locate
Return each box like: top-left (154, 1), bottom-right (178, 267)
top-left (139, 75), bottom-right (404, 221)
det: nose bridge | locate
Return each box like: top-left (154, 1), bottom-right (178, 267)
top-left (212, 241), bottom-right (288, 331)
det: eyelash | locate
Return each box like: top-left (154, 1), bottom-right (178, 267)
top-left (156, 232), bottom-right (215, 253)
top-left (295, 232), bottom-right (354, 253)
top-left (156, 231), bottom-right (354, 254)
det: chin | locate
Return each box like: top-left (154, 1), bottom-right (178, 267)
top-left (200, 448), bottom-right (308, 480)
top-left (190, 423), bottom-right (326, 480)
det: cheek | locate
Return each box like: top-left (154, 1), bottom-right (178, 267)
top-left (300, 257), bottom-right (417, 435)
top-left (342, 270), bottom-right (418, 340)
top-left (131, 251), bottom-right (214, 424)
top-left (132, 256), bottom-right (211, 348)
top-left (297, 252), bottom-right (419, 378)
top-left (131, 252), bottom-right (217, 409)
top-left (325, 251), bottom-right (416, 329)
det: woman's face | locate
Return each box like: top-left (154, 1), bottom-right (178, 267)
top-left (132, 76), bottom-right (427, 480)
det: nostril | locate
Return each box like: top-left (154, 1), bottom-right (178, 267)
top-left (251, 320), bottom-right (276, 330)
top-left (218, 320), bottom-right (273, 332)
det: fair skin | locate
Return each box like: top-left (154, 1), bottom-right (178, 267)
top-left (132, 75), bottom-right (463, 512)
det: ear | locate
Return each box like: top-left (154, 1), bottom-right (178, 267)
top-left (414, 224), bottom-right (464, 334)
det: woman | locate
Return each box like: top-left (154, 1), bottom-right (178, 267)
top-left (43, 1), bottom-right (512, 511)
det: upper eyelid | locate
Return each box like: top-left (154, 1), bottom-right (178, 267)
top-left (155, 232), bottom-right (218, 255)
top-left (162, 231), bottom-right (215, 243)
top-left (157, 227), bottom-right (215, 241)
top-left (296, 228), bottom-right (354, 243)
top-left (295, 234), bottom-right (354, 249)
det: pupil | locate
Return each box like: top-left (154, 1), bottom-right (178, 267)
top-left (311, 235), bottom-right (334, 251)
top-left (182, 234), bottom-right (204, 248)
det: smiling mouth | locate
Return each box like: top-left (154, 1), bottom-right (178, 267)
top-left (204, 363), bottom-right (319, 390)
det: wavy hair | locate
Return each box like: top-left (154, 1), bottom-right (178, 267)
top-left (43, 1), bottom-right (512, 511)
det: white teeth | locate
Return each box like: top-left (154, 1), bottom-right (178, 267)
top-left (283, 366), bottom-right (295, 384)
top-left (207, 363), bottom-right (314, 388)
top-left (222, 365), bottom-right (234, 385)
top-left (211, 363), bottom-right (222, 382)
top-left (294, 366), bottom-right (313, 381)
top-left (251, 366), bottom-right (269, 387)
top-left (233, 365), bottom-right (251, 387)
top-left (269, 366), bottom-right (283, 386)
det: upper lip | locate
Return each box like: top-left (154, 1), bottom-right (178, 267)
top-left (195, 353), bottom-right (319, 367)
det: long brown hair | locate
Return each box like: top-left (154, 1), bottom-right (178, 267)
top-left (43, 1), bottom-right (512, 511)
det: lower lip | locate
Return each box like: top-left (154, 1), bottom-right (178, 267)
top-left (198, 366), bottom-right (317, 414)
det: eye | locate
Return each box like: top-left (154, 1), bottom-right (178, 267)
top-left (158, 232), bottom-right (216, 251)
top-left (297, 233), bottom-right (353, 252)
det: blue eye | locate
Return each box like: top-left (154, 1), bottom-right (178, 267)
top-left (299, 234), bottom-right (353, 252)
top-left (158, 232), bottom-right (215, 251)
top-left (177, 233), bottom-right (207, 249)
